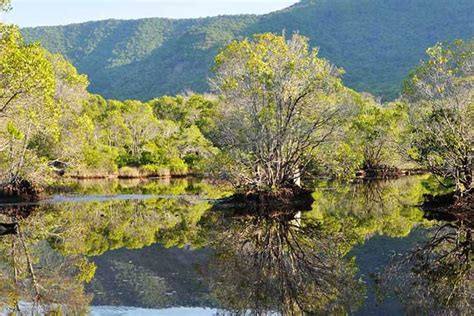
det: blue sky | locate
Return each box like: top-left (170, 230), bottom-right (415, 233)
top-left (1, 0), bottom-right (298, 27)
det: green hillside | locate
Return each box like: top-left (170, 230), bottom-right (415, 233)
top-left (22, 0), bottom-right (474, 101)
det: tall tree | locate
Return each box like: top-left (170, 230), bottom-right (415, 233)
top-left (403, 40), bottom-right (473, 195)
top-left (211, 33), bottom-right (349, 192)
top-left (0, 25), bottom-right (57, 189)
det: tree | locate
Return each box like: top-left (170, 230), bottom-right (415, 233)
top-left (211, 33), bottom-right (349, 192)
top-left (0, 25), bottom-right (54, 116)
top-left (29, 52), bottom-right (90, 161)
top-left (0, 25), bottom-right (57, 189)
top-left (314, 92), bottom-right (408, 178)
top-left (351, 96), bottom-right (407, 171)
top-left (149, 94), bottom-right (218, 172)
top-left (403, 40), bottom-right (473, 195)
top-left (121, 100), bottom-right (162, 161)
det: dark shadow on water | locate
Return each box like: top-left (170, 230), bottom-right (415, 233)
top-left (214, 187), bottom-right (315, 216)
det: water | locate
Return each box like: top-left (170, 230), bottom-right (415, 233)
top-left (0, 176), bottom-right (471, 315)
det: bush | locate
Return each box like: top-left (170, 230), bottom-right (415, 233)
top-left (118, 166), bottom-right (141, 179)
top-left (139, 165), bottom-right (171, 178)
top-left (168, 158), bottom-right (188, 175)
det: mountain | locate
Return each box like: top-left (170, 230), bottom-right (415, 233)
top-left (22, 0), bottom-right (474, 101)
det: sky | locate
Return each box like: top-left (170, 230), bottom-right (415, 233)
top-left (1, 0), bottom-right (298, 27)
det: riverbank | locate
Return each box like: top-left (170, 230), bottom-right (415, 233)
top-left (0, 179), bottom-right (45, 203)
top-left (0, 173), bottom-right (195, 203)
top-left (67, 166), bottom-right (190, 180)
top-left (0, 170), bottom-right (435, 204)
top-left (355, 167), bottom-right (427, 179)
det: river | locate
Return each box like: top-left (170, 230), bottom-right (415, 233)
top-left (0, 176), bottom-right (471, 315)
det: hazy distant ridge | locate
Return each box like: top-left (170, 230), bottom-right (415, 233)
top-left (23, 0), bottom-right (474, 100)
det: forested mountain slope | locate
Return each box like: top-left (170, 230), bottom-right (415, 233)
top-left (22, 0), bottom-right (474, 101)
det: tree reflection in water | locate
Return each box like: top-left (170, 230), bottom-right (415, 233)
top-left (0, 176), bottom-right (468, 315)
top-left (0, 205), bottom-right (93, 315)
top-left (200, 206), bottom-right (365, 315)
top-left (378, 217), bottom-right (473, 315)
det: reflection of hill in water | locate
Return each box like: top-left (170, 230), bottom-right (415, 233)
top-left (1, 176), bottom-right (467, 315)
top-left (89, 244), bottom-right (213, 309)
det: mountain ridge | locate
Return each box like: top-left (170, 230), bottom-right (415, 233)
top-left (22, 0), bottom-right (474, 101)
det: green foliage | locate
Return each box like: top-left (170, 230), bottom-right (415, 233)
top-left (0, 23), bottom-right (218, 187)
top-left (151, 94), bottom-right (217, 132)
top-left (59, 94), bottom-right (218, 178)
top-left (22, 0), bottom-right (474, 101)
top-left (0, 24), bottom-right (58, 184)
top-left (316, 92), bottom-right (409, 178)
top-left (211, 33), bottom-right (349, 190)
top-left (403, 39), bottom-right (473, 193)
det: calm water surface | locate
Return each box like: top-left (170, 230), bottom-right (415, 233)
top-left (0, 176), bottom-right (471, 315)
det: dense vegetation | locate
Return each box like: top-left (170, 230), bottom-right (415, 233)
top-left (210, 34), bottom-right (472, 197)
top-left (2, 23), bottom-right (473, 200)
top-left (0, 24), bottom-right (218, 196)
top-left (22, 0), bottom-right (474, 101)
top-left (403, 40), bottom-right (473, 194)
top-left (1, 0), bottom-right (472, 203)
top-left (209, 33), bottom-right (471, 195)
top-left (0, 1), bottom-right (471, 312)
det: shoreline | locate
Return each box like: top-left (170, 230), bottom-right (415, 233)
top-left (354, 168), bottom-right (428, 180)
top-left (0, 171), bottom-right (441, 205)
top-left (66, 172), bottom-right (192, 180)
top-left (0, 173), bottom-right (195, 203)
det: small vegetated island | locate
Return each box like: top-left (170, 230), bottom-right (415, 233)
top-left (0, 0), bottom-right (472, 216)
